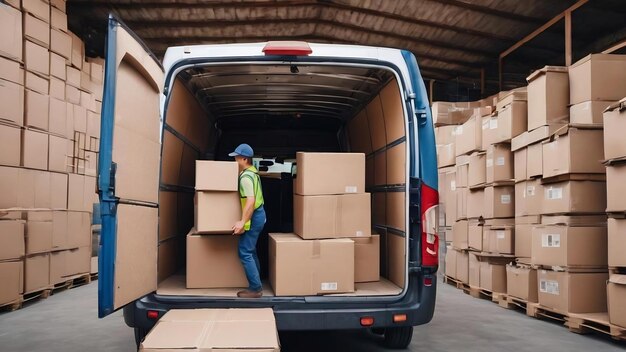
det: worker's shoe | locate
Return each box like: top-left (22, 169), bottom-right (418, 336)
top-left (237, 289), bottom-right (263, 298)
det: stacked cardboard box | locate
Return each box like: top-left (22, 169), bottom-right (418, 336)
top-left (0, 1), bottom-right (101, 303)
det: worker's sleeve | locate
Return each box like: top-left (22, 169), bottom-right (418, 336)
top-left (240, 177), bottom-right (255, 198)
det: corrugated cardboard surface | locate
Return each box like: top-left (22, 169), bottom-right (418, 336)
top-left (0, 260), bottom-right (23, 305)
top-left (542, 128), bottom-right (604, 179)
top-left (490, 101), bottom-right (527, 144)
top-left (455, 116), bottom-right (481, 156)
top-left (25, 71), bottom-right (49, 95)
top-left (348, 110), bottom-right (372, 154)
top-left (608, 218), bottom-right (626, 267)
top-left (186, 232), bottom-right (248, 289)
top-left (455, 155), bottom-right (469, 187)
top-left (484, 186), bottom-right (514, 219)
top-left (50, 6), bottom-right (67, 32)
top-left (0, 79), bottom-right (25, 126)
top-left (486, 144), bottom-right (512, 183)
top-left (294, 193), bottom-right (371, 239)
top-left (444, 171), bottom-right (457, 225)
top-left (570, 100), bottom-right (612, 125)
top-left (445, 247), bottom-right (457, 278)
top-left (194, 191), bottom-right (240, 234)
top-left (608, 275), bottom-right (626, 328)
top-left (64, 246), bottom-right (91, 276)
top-left (480, 262), bottom-right (506, 293)
top-left (542, 181), bottom-right (606, 214)
top-left (514, 222), bottom-right (535, 259)
top-left (469, 252), bottom-right (480, 287)
top-left (607, 163), bottom-right (626, 212)
top-left (386, 192), bottom-right (405, 231)
top-left (468, 220), bottom-right (483, 251)
top-left (506, 265), bottom-right (538, 302)
top-left (22, 129), bottom-right (49, 170)
top-left (354, 235), bottom-right (380, 283)
top-left (0, 56), bottom-right (23, 85)
top-left (25, 220), bottom-right (53, 254)
top-left (140, 308), bottom-right (279, 352)
top-left (569, 54), bottom-right (626, 105)
top-left (25, 253), bottom-right (50, 293)
top-left (0, 123), bottom-right (20, 167)
top-left (23, 0), bottom-right (50, 22)
top-left (25, 90), bottom-right (49, 131)
top-left (527, 66), bottom-right (569, 131)
top-left (295, 152), bottom-right (365, 196)
top-left (48, 97), bottom-right (67, 136)
top-left (515, 179), bottom-right (543, 217)
top-left (531, 225), bottom-right (607, 267)
top-left (452, 220), bottom-right (468, 250)
top-left (269, 233), bottom-right (354, 296)
top-left (603, 99), bottom-right (626, 161)
top-left (0, 220), bottom-right (25, 261)
top-left (456, 250), bottom-right (469, 284)
top-left (24, 13), bottom-right (50, 48)
top-left (386, 233), bottom-right (405, 288)
top-left (50, 29), bottom-right (71, 60)
top-left (380, 80), bottom-right (405, 142)
top-left (538, 270), bottom-right (608, 314)
top-left (489, 227), bottom-right (514, 255)
top-left (514, 147), bottom-right (527, 182)
top-left (195, 160), bottom-right (238, 191)
top-left (366, 95), bottom-right (386, 150)
top-left (437, 143), bottom-right (455, 168)
top-left (24, 40), bottom-right (49, 76)
top-left (468, 152), bottom-right (485, 187)
top-left (0, 5), bottom-right (23, 61)
top-left (466, 188), bottom-right (482, 219)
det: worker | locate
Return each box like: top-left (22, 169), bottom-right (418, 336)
top-left (229, 143), bottom-right (266, 298)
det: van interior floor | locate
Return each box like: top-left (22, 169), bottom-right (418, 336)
top-left (156, 274), bottom-right (402, 297)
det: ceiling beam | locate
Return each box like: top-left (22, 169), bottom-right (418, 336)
top-left (424, 0), bottom-right (546, 24)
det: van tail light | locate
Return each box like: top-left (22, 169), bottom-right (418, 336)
top-left (263, 41), bottom-right (312, 56)
top-left (421, 183), bottom-right (439, 269)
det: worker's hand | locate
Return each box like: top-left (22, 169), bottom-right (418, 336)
top-left (232, 221), bottom-right (245, 235)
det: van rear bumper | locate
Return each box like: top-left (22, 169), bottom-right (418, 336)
top-left (124, 273), bottom-right (436, 332)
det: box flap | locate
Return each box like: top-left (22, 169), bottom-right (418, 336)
top-left (609, 274), bottom-right (626, 285)
top-left (526, 65), bottom-right (568, 83)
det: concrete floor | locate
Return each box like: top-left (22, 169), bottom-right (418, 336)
top-left (0, 278), bottom-right (623, 351)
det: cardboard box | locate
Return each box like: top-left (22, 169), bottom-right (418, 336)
top-left (22, 129), bottom-right (49, 170)
top-left (455, 155), bottom-right (469, 188)
top-left (65, 246), bottom-right (91, 276)
top-left (139, 308), bottom-right (280, 352)
top-left (542, 127), bottom-right (604, 179)
top-left (569, 54), bottom-right (626, 105)
top-left (466, 188), bottom-right (483, 219)
top-left (194, 191), bottom-right (241, 234)
top-left (186, 231), bottom-right (248, 288)
top-left (515, 179), bottom-right (543, 217)
top-left (66, 66), bottom-right (80, 88)
top-left (24, 40), bottom-right (49, 77)
top-left (295, 152), bottom-right (364, 196)
top-left (0, 261), bottom-right (23, 305)
top-left (604, 98), bottom-right (626, 161)
top-left (608, 274), bottom-right (626, 328)
top-left (49, 77), bottom-right (65, 101)
top-left (67, 211), bottom-right (90, 248)
top-left (48, 135), bottom-right (68, 172)
top-left (538, 270), bottom-right (608, 314)
top-left (431, 102), bottom-right (475, 126)
top-left (444, 171), bottom-right (457, 225)
top-left (480, 262), bottom-right (506, 293)
top-left (468, 152), bottom-right (485, 187)
top-left (608, 218), bottom-right (626, 267)
top-left (0, 80), bottom-right (24, 126)
top-left (0, 56), bottom-right (23, 85)
top-left (67, 173), bottom-right (84, 211)
top-left (445, 247), bottom-right (457, 278)
top-left (469, 252), bottom-right (480, 287)
top-left (49, 97), bottom-right (67, 136)
top-left (0, 166), bottom-right (19, 208)
top-left (50, 29), bottom-right (71, 60)
top-left (436, 143), bottom-right (455, 168)
top-left (294, 193), bottom-right (371, 239)
top-left (24, 253), bottom-right (50, 293)
top-left (456, 187), bottom-right (468, 220)
top-left (506, 265), bottom-right (538, 302)
top-left (496, 89), bottom-right (527, 111)
top-left (526, 142), bottom-right (543, 178)
top-left (540, 214), bottom-right (607, 226)
top-left (353, 235), bottom-right (380, 282)
top-left (0, 220), bottom-right (25, 260)
top-left (22, 0), bottom-right (50, 23)
top-left (50, 53), bottom-right (66, 81)
top-left (607, 163), bottom-right (626, 212)
top-left (468, 219), bottom-right (483, 251)
top-left (24, 14), bottom-right (50, 50)
top-left (514, 148), bottom-right (526, 182)
top-left (542, 181), bottom-right (606, 214)
top-left (484, 185), bottom-right (513, 219)
top-left (70, 32), bottom-right (84, 68)
top-left (488, 101), bottom-right (527, 144)
top-left (489, 227), bottom-right (514, 255)
top-left (25, 71), bottom-right (49, 96)
top-left (49, 250), bottom-right (66, 285)
top-left (526, 66), bottom-right (569, 131)
top-left (50, 172), bottom-right (68, 209)
top-left (486, 144), bottom-right (512, 183)
top-left (25, 219), bottom-right (53, 254)
top-left (195, 160), bottom-right (238, 191)
top-left (455, 116), bottom-right (482, 156)
top-left (570, 100), bottom-right (612, 125)
top-left (50, 6), bottom-right (67, 32)
top-left (25, 90), bottom-right (49, 132)
top-left (456, 250), bottom-right (469, 284)
top-left (269, 233), bottom-right (354, 295)
top-left (0, 123), bottom-right (21, 167)
top-left (435, 125), bottom-right (457, 145)
top-left (531, 225), bottom-right (607, 267)
top-left (51, 211), bottom-right (67, 250)
top-left (0, 6), bottom-right (22, 61)
top-left (452, 220), bottom-right (468, 250)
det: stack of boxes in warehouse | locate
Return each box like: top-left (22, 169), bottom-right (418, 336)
top-left (437, 53), bottom-right (626, 335)
top-left (0, 0), bottom-right (103, 310)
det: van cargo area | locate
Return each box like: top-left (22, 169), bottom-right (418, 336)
top-left (156, 63), bottom-right (409, 299)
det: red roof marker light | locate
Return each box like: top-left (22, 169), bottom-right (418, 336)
top-left (263, 41), bottom-right (312, 56)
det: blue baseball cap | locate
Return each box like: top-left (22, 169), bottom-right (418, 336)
top-left (228, 143), bottom-right (254, 158)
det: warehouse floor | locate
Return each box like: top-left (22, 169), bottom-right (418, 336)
top-left (0, 279), bottom-right (623, 352)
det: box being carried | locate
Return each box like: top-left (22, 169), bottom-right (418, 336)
top-left (194, 161), bottom-right (241, 234)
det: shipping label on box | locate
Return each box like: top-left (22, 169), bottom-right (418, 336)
top-left (538, 270), bottom-right (608, 314)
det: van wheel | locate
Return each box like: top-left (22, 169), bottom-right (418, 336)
top-left (134, 327), bottom-right (147, 349)
top-left (383, 326), bottom-right (413, 349)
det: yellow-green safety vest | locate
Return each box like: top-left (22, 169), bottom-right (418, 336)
top-left (239, 166), bottom-right (264, 230)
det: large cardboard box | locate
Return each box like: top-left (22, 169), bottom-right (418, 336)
top-left (469, 252), bottom-right (480, 287)
top-left (466, 188), bottom-right (483, 219)
top-left (0, 220), bottom-right (25, 261)
top-left (608, 218), bottom-right (626, 267)
top-left (455, 187), bottom-right (468, 220)
top-left (0, 261), bottom-right (23, 305)
top-left (25, 71), bottom-right (49, 96)
top-left (294, 193), bottom-right (370, 239)
top-left (353, 235), bottom-right (380, 283)
top-left (542, 181), bottom-right (606, 215)
top-left (50, 53), bottom-right (66, 81)
top-left (456, 250), bottom-right (469, 284)
top-left (569, 54), bottom-right (626, 105)
top-left (22, 129), bottom-right (49, 170)
top-left (48, 135), bottom-right (68, 172)
top-left (542, 127), bottom-right (604, 179)
top-left (604, 99), bottom-right (626, 161)
top-left (22, 0), bottom-right (50, 22)
top-left (431, 102), bottom-right (476, 126)
top-left (436, 143), bottom-right (455, 168)
top-left (24, 253), bottom-right (50, 293)
top-left (445, 247), bottom-right (457, 278)
top-left (452, 220), bottom-right (468, 250)
top-left (488, 227), bottom-right (514, 255)
top-left (484, 185), bottom-right (513, 219)
top-left (455, 116), bottom-right (482, 156)
top-left (49, 250), bottom-right (66, 285)
top-left (51, 211), bottom-right (67, 251)
top-left (531, 225), bottom-right (607, 267)
top-left (506, 265), bottom-right (538, 302)
top-left (67, 211), bottom-right (91, 249)
top-left (468, 152), bottom-right (485, 187)
top-left (50, 29), bottom-right (71, 61)
top-left (0, 5), bottom-right (23, 61)
top-left (515, 179), bottom-right (543, 217)
top-left (514, 147), bottom-right (527, 182)
top-left (51, 172), bottom-right (68, 209)
top-left (608, 275), bottom-right (626, 329)
top-left (25, 89), bottom-right (49, 131)
top-left (538, 270), bottom-right (608, 314)
top-left (444, 171), bottom-right (457, 225)
top-left (526, 66), bottom-right (569, 131)
top-left (0, 123), bottom-right (21, 167)
top-left (50, 6), bottom-right (67, 32)
top-left (435, 125), bottom-right (457, 145)
top-left (186, 231), bottom-right (248, 289)
top-left (295, 152), bottom-right (364, 196)
top-left (269, 233), bottom-right (354, 295)
top-left (195, 161), bottom-right (238, 191)
top-left (24, 13), bottom-right (50, 48)
top-left (25, 219), bottom-right (53, 255)
top-left (607, 163), bottom-right (626, 212)
top-left (488, 101), bottom-right (527, 144)
top-left (497, 89), bottom-right (527, 111)
top-left (194, 191), bottom-right (240, 234)
top-left (515, 222), bottom-right (535, 260)
top-left (468, 219), bottom-right (483, 251)
top-left (139, 308), bottom-right (280, 352)
top-left (455, 155), bottom-right (469, 187)
top-left (480, 262), bottom-right (506, 293)
top-left (0, 79), bottom-right (25, 126)
top-left (570, 101), bottom-right (612, 125)
top-left (64, 246), bottom-right (91, 276)
top-left (0, 166), bottom-right (19, 208)
top-left (0, 56), bottom-right (23, 85)
top-left (24, 40), bottom-right (49, 77)
top-left (486, 144), bottom-right (512, 183)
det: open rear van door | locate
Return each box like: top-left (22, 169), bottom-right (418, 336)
top-left (98, 16), bottom-right (164, 318)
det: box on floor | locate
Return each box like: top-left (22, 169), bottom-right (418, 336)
top-left (608, 275), bottom-right (626, 329)
top-left (354, 235), bottom-right (380, 283)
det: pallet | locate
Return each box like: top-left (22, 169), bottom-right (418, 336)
top-left (465, 286), bottom-right (494, 301)
top-left (0, 298), bottom-right (23, 312)
top-left (567, 313), bottom-right (626, 342)
top-left (443, 276), bottom-right (469, 291)
top-left (496, 295), bottom-right (540, 317)
top-left (51, 273), bottom-right (92, 293)
top-left (1, 287), bottom-right (53, 312)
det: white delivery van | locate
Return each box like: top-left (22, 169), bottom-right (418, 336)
top-left (98, 16), bottom-right (440, 349)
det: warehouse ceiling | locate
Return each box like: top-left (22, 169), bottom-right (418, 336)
top-left (67, 0), bottom-right (626, 99)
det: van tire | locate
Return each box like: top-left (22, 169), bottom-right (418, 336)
top-left (383, 326), bottom-right (413, 349)
top-left (134, 327), bottom-right (147, 349)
